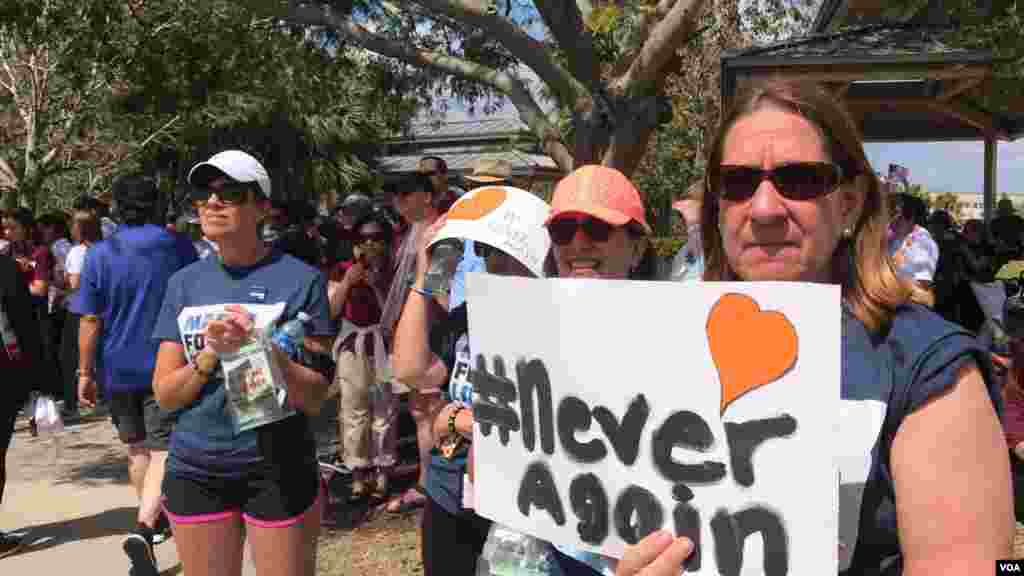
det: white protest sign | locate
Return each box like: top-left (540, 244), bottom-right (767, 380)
top-left (466, 275), bottom-right (840, 574)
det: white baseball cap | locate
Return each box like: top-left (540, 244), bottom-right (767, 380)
top-left (187, 150), bottom-right (271, 198)
top-left (428, 186), bottom-right (551, 278)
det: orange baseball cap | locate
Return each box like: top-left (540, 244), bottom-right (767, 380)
top-left (546, 165), bottom-right (652, 235)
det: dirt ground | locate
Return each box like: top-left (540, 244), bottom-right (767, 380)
top-left (6, 409), bottom-right (425, 575)
top-left (6, 414), bottom-right (1021, 575)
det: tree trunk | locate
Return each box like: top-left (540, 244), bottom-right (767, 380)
top-left (19, 108), bottom-right (39, 210)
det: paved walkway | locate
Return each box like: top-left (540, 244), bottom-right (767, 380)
top-left (0, 416), bottom-right (257, 575)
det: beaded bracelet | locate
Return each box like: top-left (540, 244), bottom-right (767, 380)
top-left (448, 404), bottom-right (467, 438)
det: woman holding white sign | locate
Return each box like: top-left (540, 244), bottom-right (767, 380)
top-left (392, 185), bottom-right (553, 576)
top-left (152, 150), bottom-right (336, 576)
top-left (618, 80), bottom-right (1011, 574)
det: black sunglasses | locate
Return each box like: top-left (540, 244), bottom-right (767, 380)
top-left (192, 182), bottom-right (255, 207)
top-left (715, 162), bottom-right (843, 202)
top-left (547, 217), bottom-right (615, 246)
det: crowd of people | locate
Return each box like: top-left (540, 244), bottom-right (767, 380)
top-left (0, 77), bottom-right (1018, 576)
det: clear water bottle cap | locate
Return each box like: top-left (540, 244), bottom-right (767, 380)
top-left (297, 311), bottom-right (311, 323)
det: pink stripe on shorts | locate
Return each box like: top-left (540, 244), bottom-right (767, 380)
top-left (163, 506), bottom-right (240, 525)
top-left (241, 481), bottom-right (324, 529)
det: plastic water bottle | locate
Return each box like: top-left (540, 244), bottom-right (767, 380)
top-left (477, 524), bottom-right (555, 576)
top-left (271, 312), bottom-right (311, 360)
top-left (423, 239), bottom-right (462, 296)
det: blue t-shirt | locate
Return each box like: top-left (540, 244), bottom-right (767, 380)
top-left (70, 224), bottom-right (198, 395)
top-left (549, 303), bottom-right (998, 576)
top-left (151, 249), bottom-right (336, 479)
top-left (450, 240), bottom-right (486, 311)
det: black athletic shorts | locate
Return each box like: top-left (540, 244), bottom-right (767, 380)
top-left (109, 391), bottom-right (173, 450)
top-left (162, 459), bottom-right (320, 526)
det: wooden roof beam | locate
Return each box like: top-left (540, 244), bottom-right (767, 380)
top-left (936, 77), bottom-right (983, 101)
top-left (739, 63), bottom-right (990, 84)
top-left (848, 97), bottom-right (1007, 139)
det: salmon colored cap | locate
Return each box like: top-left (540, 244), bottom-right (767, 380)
top-left (546, 165), bottom-right (652, 235)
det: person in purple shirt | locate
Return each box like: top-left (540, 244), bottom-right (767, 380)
top-left (72, 174), bottom-right (197, 575)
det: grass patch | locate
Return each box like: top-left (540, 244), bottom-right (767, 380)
top-left (317, 510), bottom-right (423, 575)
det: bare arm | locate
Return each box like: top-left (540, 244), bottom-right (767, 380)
top-left (391, 279), bottom-right (443, 389)
top-left (67, 273), bottom-right (81, 292)
top-left (78, 316), bottom-right (101, 376)
top-left (392, 219), bottom-right (450, 389)
top-left (272, 345), bottom-right (330, 416)
top-left (327, 279), bottom-right (352, 321)
top-left (152, 341), bottom-right (208, 411)
top-left (303, 334), bottom-right (333, 357)
top-left (29, 278), bottom-right (48, 298)
top-left (892, 362), bottom-right (1012, 575)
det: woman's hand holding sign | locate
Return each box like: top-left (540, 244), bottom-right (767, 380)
top-left (204, 304), bottom-right (255, 355)
top-left (616, 531), bottom-right (694, 576)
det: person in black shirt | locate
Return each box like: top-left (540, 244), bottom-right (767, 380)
top-left (0, 252), bottom-right (44, 557)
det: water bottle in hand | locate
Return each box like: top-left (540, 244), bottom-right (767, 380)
top-left (271, 312), bottom-right (311, 360)
top-left (423, 239), bottom-right (462, 296)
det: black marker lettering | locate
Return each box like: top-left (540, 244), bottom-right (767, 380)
top-left (651, 410), bottom-right (727, 484)
top-left (517, 460), bottom-right (566, 526)
top-left (557, 396), bottom-right (607, 463)
top-left (613, 486), bottom-right (664, 545)
top-left (673, 503), bottom-right (701, 571)
top-left (592, 394), bottom-right (649, 466)
top-left (672, 484), bottom-right (694, 503)
top-left (453, 361), bottom-right (470, 382)
top-left (569, 473), bottom-right (609, 545)
top-left (472, 354), bottom-right (520, 442)
top-left (724, 415), bottom-right (797, 487)
top-left (710, 506), bottom-right (789, 576)
top-left (517, 359), bottom-right (556, 455)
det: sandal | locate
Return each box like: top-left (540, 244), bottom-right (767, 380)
top-left (385, 485), bottom-right (427, 514)
top-left (372, 469), bottom-right (390, 501)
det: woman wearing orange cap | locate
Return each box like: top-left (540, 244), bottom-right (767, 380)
top-left (535, 165), bottom-right (658, 575)
top-left (544, 165), bottom-right (656, 282)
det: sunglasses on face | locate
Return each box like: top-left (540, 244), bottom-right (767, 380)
top-left (715, 162), bottom-right (843, 202)
top-left (191, 183), bottom-right (254, 207)
top-left (547, 217), bottom-right (616, 246)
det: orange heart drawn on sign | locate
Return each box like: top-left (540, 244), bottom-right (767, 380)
top-left (707, 293), bottom-right (798, 415)
top-left (447, 187), bottom-right (507, 221)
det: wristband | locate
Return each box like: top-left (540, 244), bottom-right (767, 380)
top-left (194, 348), bottom-right (220, 377)
top-left (448, 404), bottom-right (467, 438)
top-left (410, 285), bottom-right (433, 297)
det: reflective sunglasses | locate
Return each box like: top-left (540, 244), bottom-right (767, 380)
top-left (547, 217), bottom-right (615, 246)
top-left (191, 183), bottom-right (255, 208)
top-left (715, 162), bottom-right (843, 202)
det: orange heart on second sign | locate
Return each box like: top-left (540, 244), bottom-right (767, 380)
top-left (447, 187), bottom-right (507, 221)
top-left (706, 293), bottom-right (798, 415)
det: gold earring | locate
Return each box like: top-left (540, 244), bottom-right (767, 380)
top-left (842, 226), bottom-right (853, 239)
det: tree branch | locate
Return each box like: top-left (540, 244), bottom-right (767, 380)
top-left (414, 0), bottom-right (587, 107)
top-left (613, 0), bottom-right (706, 96)
top-left (533, 0), bottom-right (600, 88)
top-left (285, 3), bottom-right (573, 172)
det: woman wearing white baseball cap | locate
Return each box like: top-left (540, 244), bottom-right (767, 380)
top-left (152, 150), bottom-right (336, 576)
top-left (391, 185), bottom-right (552, 576)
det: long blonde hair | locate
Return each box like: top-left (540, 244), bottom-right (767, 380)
top-left (701, 78), bottom-right (927, 333)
